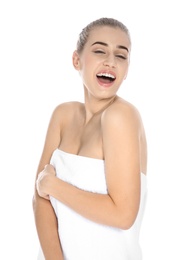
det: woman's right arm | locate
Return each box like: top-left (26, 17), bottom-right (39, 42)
top-left (32, 105), bottom-right (64, 260)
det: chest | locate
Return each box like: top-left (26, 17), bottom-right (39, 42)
top-left (59, 115), bottom-right (103, 159)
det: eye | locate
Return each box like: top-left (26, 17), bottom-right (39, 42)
top-left (115, 55), bottom-right (127, 60)
top-left (94, 50), bottom-right (105, 54)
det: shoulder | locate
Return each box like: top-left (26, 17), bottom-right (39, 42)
top-left (101, 96), bottom-right (143, 133)
top-left (42, 101), bottom-right (84, 152)
top-left (51, 101), bottom-right (84, 120)
top-left (53, 101), bottom-right (83, 113)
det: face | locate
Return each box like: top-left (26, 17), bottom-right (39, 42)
top-left (73, 26), bottom-right (131, 100)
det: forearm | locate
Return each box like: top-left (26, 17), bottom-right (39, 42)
top-left (33, 194), bottom-right (64, 260)
top-left (46, 177), bottom-right (122, 228)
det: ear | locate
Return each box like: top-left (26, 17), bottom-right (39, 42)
top-left (72, 51), bottom-right (81, 70)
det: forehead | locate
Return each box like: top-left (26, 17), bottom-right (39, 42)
top-left (87, 26), bottom-right (130, 49)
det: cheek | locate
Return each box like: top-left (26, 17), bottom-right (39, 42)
top-left (84, 55), bottom-right (94, 66)
top-left (120, 62), bottom-right (129, 78)
top-left (80, 56), bottom-right (93, 75)
top-left (124, 64), bottom-right (129, 77)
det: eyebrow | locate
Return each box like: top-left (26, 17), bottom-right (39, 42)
top-left (91, 41), bottom-right (129, 53)
top-left (91, 41), bottom-right (108, 47)
top-left (117, 45), bottom-right (129, 53)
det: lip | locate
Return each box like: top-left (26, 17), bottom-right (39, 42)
top-left (96, 70), bottom-right (116, 88)
top-left (97, 70), bottom-right (116, 78)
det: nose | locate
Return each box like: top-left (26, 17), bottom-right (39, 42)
top-left (103, 54), bottom-right (116, 68)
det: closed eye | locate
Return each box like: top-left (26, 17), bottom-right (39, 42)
top-left (116, 55), bottom-right (127, 60)
top-left (94, 50), bottom-right (105, 54)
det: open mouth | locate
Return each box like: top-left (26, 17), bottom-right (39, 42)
top-left (96, 73), bottom-right (116, 84)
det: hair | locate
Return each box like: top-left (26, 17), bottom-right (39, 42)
top-left (76, 17), bottom-right (131, 53)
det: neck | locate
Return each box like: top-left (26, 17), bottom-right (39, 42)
top-left (83, 88), bottom-right (117, 124)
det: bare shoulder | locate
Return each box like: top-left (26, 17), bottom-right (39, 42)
top-left (37, 101), bottom-right (84, 169)
top-left (102, 97), bottom-right (143, 131)
top-left (52, 101), bottom-right (84, 121)
top-left (53, 101), bottom-right (84, 113)
top-left (102, 96), bottom-right (143, 128)
top-left (101, 96), bottom-right (146, 143)
top-left (102, 96), bottom-right (147, 174)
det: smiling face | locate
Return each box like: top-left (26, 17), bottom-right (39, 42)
top-left (73, 26), bottom-right (131, 100)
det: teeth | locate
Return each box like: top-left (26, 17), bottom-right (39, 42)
top-left (97, 73), bottom-right (115, 79)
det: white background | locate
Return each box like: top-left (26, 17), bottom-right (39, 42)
top-left (0, 0), bottom-right (173, 259)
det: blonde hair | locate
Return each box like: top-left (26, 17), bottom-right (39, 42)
top-left (76, 17), bottom-right (131, 53)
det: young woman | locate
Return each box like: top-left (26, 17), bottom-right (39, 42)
top-left (33, 17), bottom-right (147, 260)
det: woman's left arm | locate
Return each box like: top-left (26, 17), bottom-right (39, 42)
top-left (37, 104), bottom-right (142, 230)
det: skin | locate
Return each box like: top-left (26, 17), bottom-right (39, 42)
top-left (33, 26), bottom-right (147, 259)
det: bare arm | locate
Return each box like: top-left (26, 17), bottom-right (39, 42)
top-left (37, 103), bottom-right (142, 230)
top-left (33, 106), bottom-right (64, 259)
top-left (33, 194), bottom-right (63, 259)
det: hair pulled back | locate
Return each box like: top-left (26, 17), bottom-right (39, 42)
top-left (76, 17), bottom-right (131, 53)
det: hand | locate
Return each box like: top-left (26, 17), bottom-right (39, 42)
top-left (36, 164), bottom-right (56, 200)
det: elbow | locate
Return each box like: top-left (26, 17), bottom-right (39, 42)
top-left (111, 210), bottom-right (137, 230)
top-left (119, 218), bottom-right (136, 230)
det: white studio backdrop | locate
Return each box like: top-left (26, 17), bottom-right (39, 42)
top-left (0, 0), bottom-right (173, 259)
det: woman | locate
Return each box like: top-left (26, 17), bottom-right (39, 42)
top-left (33, 17), bottom-right (147, 260)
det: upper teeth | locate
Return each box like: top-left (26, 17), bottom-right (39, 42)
top-left (97, 73), bottom-right (115, 79)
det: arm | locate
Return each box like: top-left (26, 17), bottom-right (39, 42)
top-left (37, 103), bottom-right (142, 230)
top-left (33, 194), bottom-right (63, 259)
top-left (33, 106), bottom-right (64, 260)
